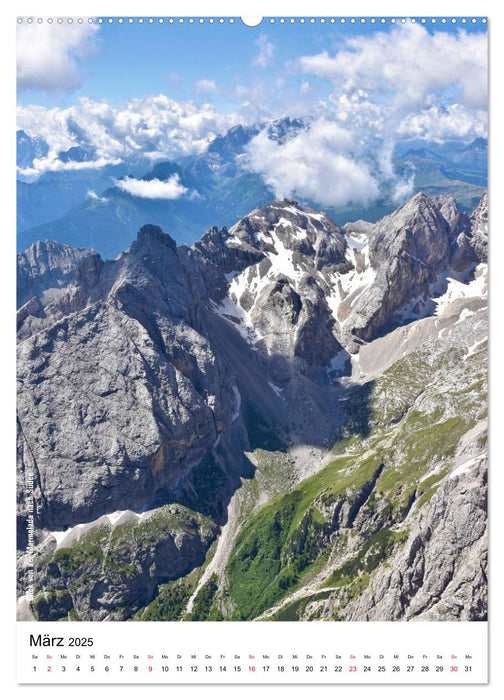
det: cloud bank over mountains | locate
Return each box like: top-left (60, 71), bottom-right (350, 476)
top-left (397, 104), bottom-right (487, 143)
top-left (16, 96), bottom-right (241, 178)
top-left (17, 22), bottom-right (487, 209)
top-left (244, 119), bottom-right (381, 207)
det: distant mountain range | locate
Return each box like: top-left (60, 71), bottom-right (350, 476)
top-left (17, 123), bottom-right (487, 260)
top-left (396, 137), bottom-right (488, 186)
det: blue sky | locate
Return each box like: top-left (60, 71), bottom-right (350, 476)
top-left (16, 17), bottom-right (488, 206)
top-left (18, 18), bottom-right (487, 110)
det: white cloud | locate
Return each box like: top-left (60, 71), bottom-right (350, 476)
top-left (330, 90), bottom-right (384, 133)
top-left (17, 155), bottom-right (122, 181)
top-left (290, 25), bottom-right (487, 205)
top-left (392, 173), bottom-right (415, 203)
top-left (17, 21), bottom-right (99, 92)
top-left (87, 189), bottom-right (109, 203)
top-left (299, 23), bottom-right (487, 109)
top-left (114, 175), bottom-right (188, 200)
top-left (252, 34), bottom-right (275, 68)
top-left (16, 95), bottom-right (241, 177)
top-left (193, 79), bottom-right (218, 93)
top-left (397, 104), bottom-right (488, 143)
top-left (244, 119), bottom-right (380, 208)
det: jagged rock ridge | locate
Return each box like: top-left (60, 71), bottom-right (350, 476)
top-left (16, 191), bottom-right (488, 622)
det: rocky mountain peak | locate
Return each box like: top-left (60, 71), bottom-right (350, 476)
top-left (431, 194), bottom-right (467, 234)
top-left (133, 223), bottom-right (177, 251)
top-left (265, 117), bottom-right (304, 143)
top-left (369, 191), bottom-right (451, 269)
top-left (193, 199), bottom-right (349, 314)
top-left (17, 239), bottom-right (97, 308)
top-left (468, 192), bottom-right (488, 263)
top-left (466, 136), bottom-right (487, 151)
top-left (57, 145), bottom-right (95, 164)
top-left (207, 192), bottom-right (491, 360)
top-left (471, 191), bottom-right (488, 232)
top-left (207, 124), bottom-right (255, 154)
top-left (382, 191), bottom-right (439, 227)
top-left (19, 238), bottom-right (95, 272)
top-left (228, 199), bottom-right (346, 264)
top-left (17, 129), bottom-right (49, 169)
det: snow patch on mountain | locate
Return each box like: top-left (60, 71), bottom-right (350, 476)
top-left (434, 263), bottom-right (487, 315)
top-left (211, 296), bottom-right (263, 345)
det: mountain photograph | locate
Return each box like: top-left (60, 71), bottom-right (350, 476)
top-left (16, 17), bottom-right (488, 623)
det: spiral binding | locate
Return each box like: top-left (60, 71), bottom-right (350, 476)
top-left (16, 17), bottom-right (488, 26)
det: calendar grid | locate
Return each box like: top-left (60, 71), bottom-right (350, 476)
top-left (17, 621), bottom-right (488, 684)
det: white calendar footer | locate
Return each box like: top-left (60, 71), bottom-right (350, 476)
top-left (17, 620), bottom-right (488, 684)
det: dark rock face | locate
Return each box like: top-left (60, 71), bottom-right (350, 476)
top-left (370, 193), bottom-right (451, 268)
top-left (16, 224), bottom-right (245, 542)
top-left (447, 192), bottom-right (488, 271)
top-left (17, 240), bottom-right (96, 308)
top-left (349, 194), bottom-right (452, 340)
top-left (469, 191), bottom-right (488, 263)
top-left (17, 303), bottom-right (221, 529)
top-left (16, 191), bottom-right (488, 621)
top-left (193, 224), bottom-right (264, 284)
top-left (431, 194), bottom-right (469, 237)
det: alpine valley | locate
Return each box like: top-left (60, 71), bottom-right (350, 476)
top-left (16, 185), bottom-right (488, 622)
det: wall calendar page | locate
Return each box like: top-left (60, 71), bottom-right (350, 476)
top-left (15, 8), bottom-right (489, 688)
